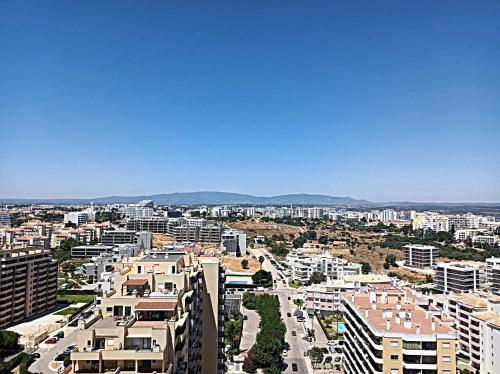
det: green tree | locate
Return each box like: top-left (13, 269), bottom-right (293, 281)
top-left (309, 272), bottom-right (326, 284)
top-left (258, 255), bottom-right (265, 269)
top-left (361, 262), bottom-right (372, 274)
top-left (252, 270), bottom-right (272, 286)
top-left (318, 236), bottom-right (328, 245)
top-left (54, 238), bottom-right (79, 261)
top-left (0, 330), bottom-right (20, 357)
top-left (241, 259), bottom-right (249, 269)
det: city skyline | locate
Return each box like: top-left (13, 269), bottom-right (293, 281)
top-left (1, 1), bottom-right (499, 202)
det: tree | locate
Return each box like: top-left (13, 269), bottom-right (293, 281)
top-left (54, 238), bottom-right (79, 261)
top-left (309, 272), bottom-right (326, 284)
top-left (318, 236), bottom-right (328, 245)
top-left (241, 259), bottom-right (249, 269)
top-left (0, 330), bottom-right (20, 357)
top-left (242, 346), bottom-right (258, 373)
top-left (258, 256), bottom-right (265, 269)
top-left (309, 347), bottom-right (324, 364)
top-left (361, 262), bottom-right (372, 274)
top-left (332, 310), bottom-right (343, 337)
top-left (252, 270), bottom-right (272, 286)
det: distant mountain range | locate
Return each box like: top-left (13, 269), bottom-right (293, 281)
top-left (0, 191), bottom-right (371, 206)
top-left (1, 192), bottom-right (499, 209)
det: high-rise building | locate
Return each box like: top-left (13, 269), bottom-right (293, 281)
top-left (220, 230), bottom-right (246, 256)
top-left (403, 244), bottom-right (438, 269)
top-left (64, 211), bottom-right (89, 226)
top-left (342, 285), bottom-right (457, 374)
top-left (0, 247), bottom-right (58, 328)
top-left (71, 251), bottom-right (225, 374)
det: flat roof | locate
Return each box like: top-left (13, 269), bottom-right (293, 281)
top-left (141, 253), bottom-right (183, 262)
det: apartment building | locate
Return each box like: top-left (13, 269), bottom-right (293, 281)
top-left (82, 253), bottom-right (117, 283)
top-left (342, 285), bottom-right (457, 374)
top-left (0, 247), bottom-right (58, 328)
top-left (220, 230), bottom-right (246, 256)
top-left (403, 244), bottom-right (438, 269)
top-left (435, 263), bottom-right (479, 294)
top-left (446, 294), bottom-right (486, 369)
top-left (287, 251), bottom-right (361, 284)
top-left (305, 274), bottom-right (392, 315)
top-left (101, 230), bottom-right (152, 250)
top-left (126, 218), bottom-right (222, 243)
top-left (64, 211), bottom-right (89, 226)
top-left (0, 209), bottom-right (12, 226)
top-left (470, 301), bottom-right (500, 374)
top-left (71, 251), bottom-right (225, 374)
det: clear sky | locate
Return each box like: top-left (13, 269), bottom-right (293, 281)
top-left (1, 1), bottom-right (499, 202)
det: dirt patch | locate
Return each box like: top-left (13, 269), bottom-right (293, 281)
top-left (153, 234), bottom-right (176, 248)
top-left (229, 219), bottom-right (306, 239)
top-left (223, 255), bottom-right (261, 273)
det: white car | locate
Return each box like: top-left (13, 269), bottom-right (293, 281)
top-left (327, 340), bottom-right (338, 346)
top-left (282, 350), bottom-right (288, 357)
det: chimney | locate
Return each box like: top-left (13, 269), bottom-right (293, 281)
top-left (396, 301), bottom-right (401, 311)
top-left (404, 312), bottom-right (412, 329)
top-left (431, 319), bottom-right (436, 331)
top-left (386, 320), bottom-right (391, 331)
top-left (395, 316), bottom-right (401, 325)
top-left (381, 289), bottom-right (388, 304)
top-left (365, 310), bottom-right (369, 318)
top-left (416, 324), bottom-right (420, 335)
top-left (369, 290), bottom-right (376, 304)
top-left (425, 311), bottom-right (429, 320)
top-left (371, 301), bottom-right (377, 310)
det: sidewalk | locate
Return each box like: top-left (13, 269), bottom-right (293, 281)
top-left (239, 306), bottom-right (260, 354)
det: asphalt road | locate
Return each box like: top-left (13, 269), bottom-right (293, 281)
top-left (30, 326), bottom-right (79, 373)
top-left (248, 245), bottom-right (313, 373)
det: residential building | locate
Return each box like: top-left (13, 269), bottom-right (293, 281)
top-left (470, 300), bottom-right (500, 374)
top-left (64, 211), bottom-right (89, 226)
top-left (403, 244), bottom-right (438, 269)
top-left (287, 251), bottom-right (361, 284)
top-left (305, 274), bottom-right (392, 315)
top-left (0, 247), bottom-right (58, 328)
top-left (342, 285), bottom-right (457, 374)
top-left (71, 251), bottom-right (225, 374)
top-left (220, 230), bottom-right (246, 256)
top-left (435, 263), bottom-right (479, 294)
top-left (0, 209), bottom-right (11, 226)
top-left (71, 245), bottom-right (116, 259)
top-left (102, 230), bottom-right (152, 250)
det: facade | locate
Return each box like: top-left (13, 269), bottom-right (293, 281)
top-left (220, 230), bottom-right (246, 256)
top-left (64, 211), bottom-right (89, 226)
top-left (72, 245), bottom-right (116, 259)
top-left (342, 285), bottom-right (457, 374)
top-left (71, 251), bottom-right (225, 374)
top-left (82, 253), bottom-right (118, 283)
top-left (435, 263), bottom-right (479, 294)
top-left (287, 251), bottom-right (362, 284)
top-left (471, 306), bottom-right (500, 374)
top-left (447, 294), bottom-right (488, 370)
top-left (126, 218), bottom-right (222, 243)
top-left (101, 230), bottom-right (153, 250)
top-left (0, 247), bottom-right (58, 328)
top-left (403, 244), bottom-right (438, 269)
top-left (0, 209), bottom-right (12, 226)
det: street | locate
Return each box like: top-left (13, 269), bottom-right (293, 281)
top-left (30, 326), bottom-right (79, 373)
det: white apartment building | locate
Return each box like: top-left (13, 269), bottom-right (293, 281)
top-left (220, 230), bottom-right (246, 256)
top-left (471, 303), bottom-right (500, 374)
top-left (64, 211), bottom-right (89, 226)
top-left (287, 251), bottom-right (361, 284)
top-left (305, 274), bottom-right (392, 315)
top-left (403, 244), bottom-right (438, 269)
top-left (0, 209), bottom-right (12, 226)
top-left (435, 263), bottom-right (480, 294)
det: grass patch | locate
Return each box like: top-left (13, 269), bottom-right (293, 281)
top-left (289, 280), bottom-right (302, 289)
top-left (54, 307), bottom-right (81, 316)
top-left (57, 293), bottom-right (94, 304)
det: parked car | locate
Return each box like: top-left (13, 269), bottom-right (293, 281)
top-left (243, 315), bottom-right (248, 320)
top-left (287, 296), bottom-right (291, 300)
top-left (327, 340), bottom-right (337, 346)
top-left (287, 312), bottom-right (291, 317)
top-left (32, 353), bottom-right (41, 359)
top-left (292, 363), bottom-right (298, 371)
top-left (45, 337), bottom-right (57, 344)
top-left (55, 331), bottom-right (64, 339)
top-left (282, 350), bottom-right (288, 357)
top-left (291, 331), bottom-right (297, 337)
top-left (284, 342), bottom-right (290, 350)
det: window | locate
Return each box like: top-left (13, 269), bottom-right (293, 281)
top-left (391, 370), bottom-right (399, 374)
top-left (87, 340), bottom-right (91, 346)
top-left (390, 341), bottom-right (399, 347)
top-left (390, 355), bottom-right (398, 360)
top-left (442, 342), bottom-right (450, 349)
top-left (442, 356), bottom-right (451, 362)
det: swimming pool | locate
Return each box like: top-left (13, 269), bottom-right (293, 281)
top-left (226, 281), bottom-right (249, 285)
top-left (334, 322), bottom-right (346, 333)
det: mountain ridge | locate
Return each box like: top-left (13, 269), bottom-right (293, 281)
top-left (0, 191), bottom-right (371, 206)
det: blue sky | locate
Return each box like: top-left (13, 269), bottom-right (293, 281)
top-left (1, 1), bottom-right (499, 202)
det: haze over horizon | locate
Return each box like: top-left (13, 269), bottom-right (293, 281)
top-left (1, 1), bottom-right (499, 202)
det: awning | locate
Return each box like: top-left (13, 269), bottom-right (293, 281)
top-left (134, 301), bottom-right (177, 311)
top-left (123, 278), bottom-right (148, 286)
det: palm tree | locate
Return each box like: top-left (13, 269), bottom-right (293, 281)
top-left (332, 309), bottom-right (343, 337)
top-left (258, 255), bottom-right (265, 269)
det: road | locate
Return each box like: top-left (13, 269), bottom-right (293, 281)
top-left (248, 245), bottom-right (314, 373)
top-left (30, 326), bottom-right (78, 373)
